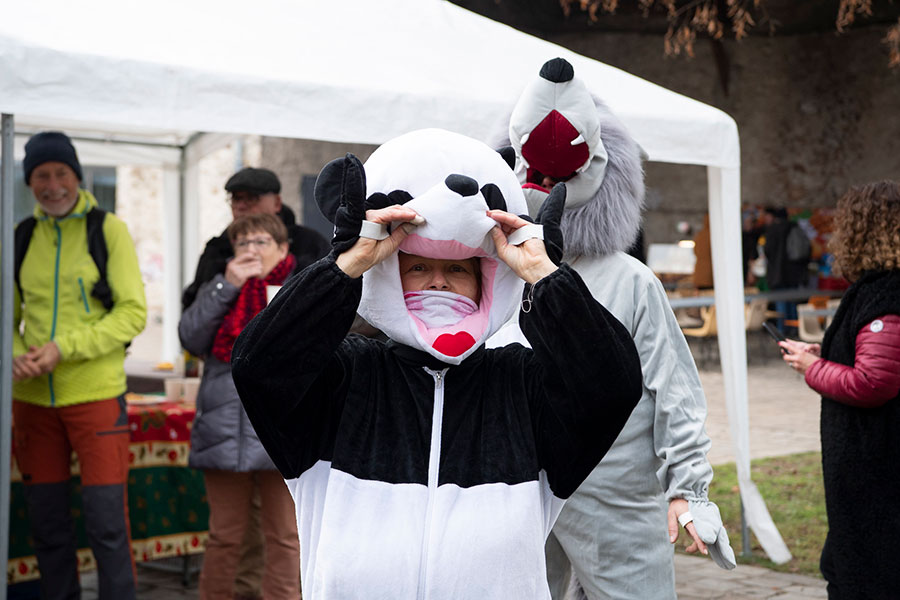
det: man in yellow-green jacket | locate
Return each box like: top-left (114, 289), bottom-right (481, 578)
top-left (12, 131), bottom-right (146, 600)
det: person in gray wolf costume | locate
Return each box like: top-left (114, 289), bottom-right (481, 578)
top-left (491, 58), bottom-right (736, 600)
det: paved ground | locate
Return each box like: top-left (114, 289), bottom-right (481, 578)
top-left (72, 353), bottom-right (829, 599)
top-left (700, 357), bottom-right (822, 465)
top-left (75, 553), bottom-right (831, 600)
top-left (674, 554), bottom-right (826, 599)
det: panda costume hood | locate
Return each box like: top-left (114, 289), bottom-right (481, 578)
top-left (358, 129), bottom-right (529, 365)
top-left (231, 127), bottom-right (644, 600)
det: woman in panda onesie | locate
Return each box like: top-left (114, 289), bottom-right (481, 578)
top-left (231, 129), bottom-right (643, 600)
top-left (494, 59), bottom-right (737, 600)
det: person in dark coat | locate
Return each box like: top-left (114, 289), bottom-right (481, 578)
top-left (763, 207), bottom-right (809, 333)
top-left (779, 180), bottom-right (900, 599)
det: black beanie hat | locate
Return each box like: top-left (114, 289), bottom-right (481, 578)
top-left (23, 131), bottom-right (83, 185)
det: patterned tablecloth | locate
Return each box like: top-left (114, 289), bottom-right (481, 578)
top-left (7, 398), bottom-right (209, 584)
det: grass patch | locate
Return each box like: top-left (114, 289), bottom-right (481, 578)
top-left (689, 452), bottom-right (827, 577)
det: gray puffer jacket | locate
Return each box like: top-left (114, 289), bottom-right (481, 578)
top-left (178, 274), bottom-right (276, 472)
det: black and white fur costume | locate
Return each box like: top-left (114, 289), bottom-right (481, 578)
top-left (491, 60), bottom-right (736, 600)
top-left (232, 130), bottom-right (643, 599)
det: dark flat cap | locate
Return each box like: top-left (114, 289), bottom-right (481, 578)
top-left (225, 167), bottom-right (281, 195)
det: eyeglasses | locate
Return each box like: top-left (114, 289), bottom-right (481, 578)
top-left (234, 237), bottom-right (274, 250)
top-left (227, 192), bottom-right (262, 205)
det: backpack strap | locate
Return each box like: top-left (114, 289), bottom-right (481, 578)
top-left (15, 209), bottom-right (114, 311)
top-left (86, 208), bottom-right (114, 310)
top-left (14, 216), bottom-right (37, 300)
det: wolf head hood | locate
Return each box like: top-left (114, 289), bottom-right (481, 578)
top-left (503, 58), bottom-right (646, 258)
top-left (357, 129), bottom-right (529, 365)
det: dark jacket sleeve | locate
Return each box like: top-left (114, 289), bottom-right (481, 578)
top-left (178, 274), bottom-right (240, 357)
top-left (231, 257), bottom-right (362, 478)
top-left (289, 225), bottom-right (331, 271)
top-left (182, 235), bottom-right (231, 311)
top-left (520, 263), bottom-right (643, 498)
top-left (806, 314), bottom-right (900, 408)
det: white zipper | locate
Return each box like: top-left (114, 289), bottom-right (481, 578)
top-left (416, 367), bottom-right (447, 600)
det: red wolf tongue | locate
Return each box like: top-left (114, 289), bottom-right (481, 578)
top-left (522, 109), bottom-right (589, 179)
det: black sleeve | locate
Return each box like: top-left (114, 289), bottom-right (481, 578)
top-left (182, 237), bottom-right (230, 311)
top-left (521, 263), bottom-right (643, 498)
top-left (231, 257), bottom-right (362, 478)
top-left (289, 225), bottom-right (332, 271)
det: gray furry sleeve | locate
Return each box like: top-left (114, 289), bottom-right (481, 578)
top-left (521, 263), bottom-right (643, 498)
top-left (231, 257), bottom-right (361, 478)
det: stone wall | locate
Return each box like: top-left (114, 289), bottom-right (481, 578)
top-left (547, 25), bottom-right (900, 242)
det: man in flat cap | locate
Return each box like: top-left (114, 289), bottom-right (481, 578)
top-left (182, 167), bottom-right (329, 310)
top-left (12, 131), bottom-right (147, 599)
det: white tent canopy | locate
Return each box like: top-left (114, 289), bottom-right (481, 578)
top-left (0, 0), bottom-right (789, 579)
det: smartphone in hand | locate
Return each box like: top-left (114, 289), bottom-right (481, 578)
top-left (762, 322), bottom-right (790, 354)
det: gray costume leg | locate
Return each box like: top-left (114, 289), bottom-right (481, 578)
top-left (552, 486), bottom-right (676, 600)
top-left (546, 530), bottom-right (573, 599)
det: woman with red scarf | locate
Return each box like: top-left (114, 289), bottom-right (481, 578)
top-left (179, 213), bottom-right (299, 600)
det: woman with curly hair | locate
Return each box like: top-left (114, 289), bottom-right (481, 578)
top-left (780, 180), bottom-right (900, 599)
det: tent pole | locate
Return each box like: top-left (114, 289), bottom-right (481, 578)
top-left (740, 500), bottom-right (751, 556)
top-left (1, 112), bottom-right (16, 600)
top-left (708, 164), bottom-right (791, 564)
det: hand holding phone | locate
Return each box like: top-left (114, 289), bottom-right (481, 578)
top-left (762, 322), bottom-right (791, 354)
top-left (762, 321), bottom-right (786, 343)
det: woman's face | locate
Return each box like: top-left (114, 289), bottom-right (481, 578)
top-left (234, 230), bottom-right (288, 277)
top-left (398, 253), bottom-right (481, 303)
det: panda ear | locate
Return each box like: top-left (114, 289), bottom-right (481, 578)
top-left (387, 190), bottom-right (413, 205)
top-left (366, 190), bottom-right (411, 220)
top-left (481, 183), bottom-right (508, 212)
top-left (365, 192), bottom-right (392, 212)
top-left (313, 157), bottom-right (346, 223)
top-left (497, 146), bottom-right (516, 171)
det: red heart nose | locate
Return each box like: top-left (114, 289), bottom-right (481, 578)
top-left (432, 332), bottom-right (476, 357)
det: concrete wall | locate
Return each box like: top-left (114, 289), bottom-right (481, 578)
top-left (260, 137), bottom-right (377, 224)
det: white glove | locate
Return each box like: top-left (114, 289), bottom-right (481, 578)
top-left (688, 499), bottom-right (737, 570)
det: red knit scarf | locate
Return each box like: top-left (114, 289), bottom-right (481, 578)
top-left (211, 254), bottom-right (295, 363)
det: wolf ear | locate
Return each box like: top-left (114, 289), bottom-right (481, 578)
top-left (497, 146), bottom-right (516, 170)
top-left (539, 57), bottom-right (575, 83)
top-left (480, 183), bottom-right (508, 212)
